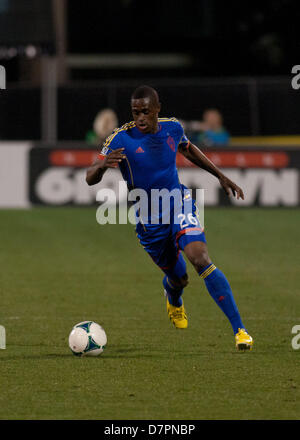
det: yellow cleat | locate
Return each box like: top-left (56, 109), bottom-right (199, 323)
top-left (235, 328), bottom-right (254, 351)
top-left (165, 293), bottom-right (188, 329)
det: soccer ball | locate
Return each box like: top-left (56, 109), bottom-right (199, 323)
top-left (68, 321), bottom-right (107, 357)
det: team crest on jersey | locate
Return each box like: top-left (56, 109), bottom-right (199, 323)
top-left (167, 136), bottom-right (175, 152)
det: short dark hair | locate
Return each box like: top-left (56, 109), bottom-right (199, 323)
top-left (131, 85), bottom-right (159, 105)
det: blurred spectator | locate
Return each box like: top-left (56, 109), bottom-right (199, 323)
top-left (85, 109), bottom-right (118, 145)
top-left (184, 109), bottom-right (230, 147)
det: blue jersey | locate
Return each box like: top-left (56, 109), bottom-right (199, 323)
top-left (99, 117), bottom-right (189, 193)
top-left (99, 117), bottom-right (206, 266)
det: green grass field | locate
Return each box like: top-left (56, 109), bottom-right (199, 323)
top-left (0, 207), bottom-right (299, 420)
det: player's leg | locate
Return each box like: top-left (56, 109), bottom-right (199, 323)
top-left (149, 239), bottom-right (189, 329)
top-left (182, 240), bottom-right (253, 349)
top-left (162, 252), bottom-right (189, 329)
top-left (135, 225), bottom-right (189, 328)
top-left (163, 272), bottom-right (188, 307)
top-left (162, 250), bottom-right (188, 307)
top-left (173, 188), bottom-right (253, 348)
top-left (183, 241), bottom-right (243, 332)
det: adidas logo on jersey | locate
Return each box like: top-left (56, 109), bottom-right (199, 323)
top-left (135, 147), bottom-right (145, 153)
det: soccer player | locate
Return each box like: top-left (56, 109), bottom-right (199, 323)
top-left (86, 86), bottom-right (253, 351)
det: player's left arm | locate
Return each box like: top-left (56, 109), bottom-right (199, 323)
top-left (178, 142), bottom-right (244, 200)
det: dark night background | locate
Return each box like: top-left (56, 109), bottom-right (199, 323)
top-left (1, 0), bottom-right (300, 79)
top-left (0, 0), bottom-right (300, 139)
top-left (67, 0), bottom-right (300, 77)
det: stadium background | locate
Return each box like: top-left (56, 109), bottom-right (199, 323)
top-left (0, 0), bottom-right (299, 421)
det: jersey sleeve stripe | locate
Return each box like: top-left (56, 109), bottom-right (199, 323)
top-left (103, 129), bottom-right (121, 148)
top-left (158, 117), bottom-right (179, 122)
top-left (103, 121), bottom-right (136, 148)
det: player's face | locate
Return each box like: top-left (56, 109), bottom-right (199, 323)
top-left (131, 98), bottom-right (160, 133)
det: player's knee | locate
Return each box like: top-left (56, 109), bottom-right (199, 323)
top-left (169, 274), bottom-right (188, 289)
top-left (179, 273), bottom-right (189, 288)
top-left (189, 253), bottom-right (211, 272)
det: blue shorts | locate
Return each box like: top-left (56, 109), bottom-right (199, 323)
top-left (135, 187), bottom-right (206, 277)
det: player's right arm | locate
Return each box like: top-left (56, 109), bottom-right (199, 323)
top-left (86, 148), bottom-right (125, 186)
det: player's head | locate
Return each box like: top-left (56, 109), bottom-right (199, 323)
top-left (131, 86), bottom-right (161, 133)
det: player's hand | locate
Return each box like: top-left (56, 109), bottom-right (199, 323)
top-left (101, 148), bottom-right (126, 169)
top-left (219, 175), bottom-right (244, 200)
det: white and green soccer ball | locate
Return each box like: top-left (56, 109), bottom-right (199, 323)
top-left (68, 321), bottom-right (107, 357)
